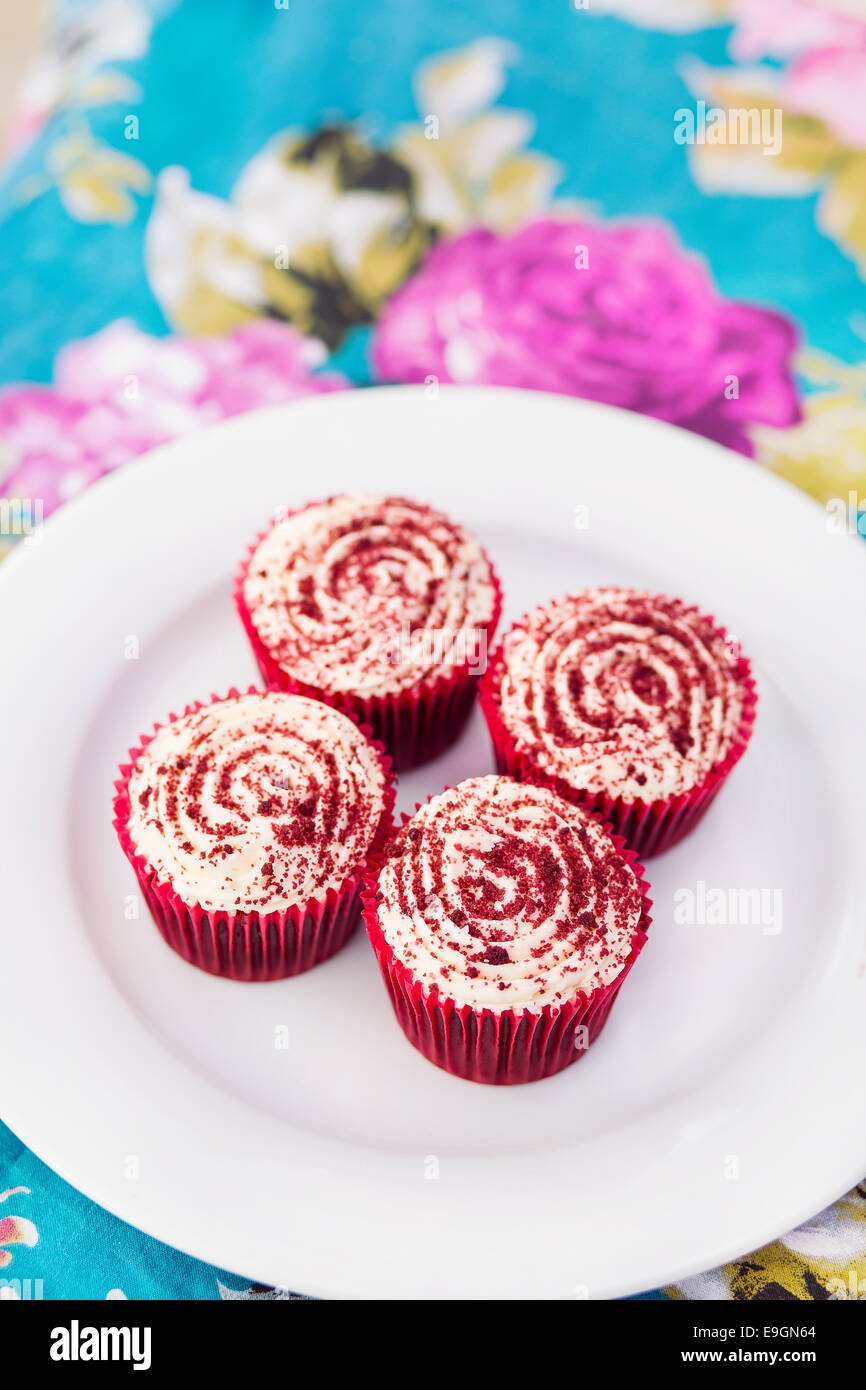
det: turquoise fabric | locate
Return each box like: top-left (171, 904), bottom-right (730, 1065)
top-left (1, 0), bottom-right (863, 387)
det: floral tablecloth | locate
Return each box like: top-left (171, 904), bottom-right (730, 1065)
top-left (1, 0), bottom-right (865, 1301)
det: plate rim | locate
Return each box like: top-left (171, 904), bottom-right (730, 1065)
top-left (3, 383), bottom-right (865, 1300)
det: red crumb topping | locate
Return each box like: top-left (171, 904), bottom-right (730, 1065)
top-left (379, 777), bottom-right (641, 1004)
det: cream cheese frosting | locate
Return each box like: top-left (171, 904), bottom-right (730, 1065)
top-left (241, 494), bottom-right (497, 696)
top-left (494, 590), bottom-right (745, 801)
top-left (375, 775), bottom-right (643, 1013)
top-left (126, 691), bottom-right (387, 913)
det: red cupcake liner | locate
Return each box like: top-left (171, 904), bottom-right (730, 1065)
top-left (233, 501), bottom-right (503, 772)
top-left (112, 685), bottom-right (396, 982)
top-left (478, 601), bottom-right (758, 860)
top-left (361, 788), bottom-right (652, 1085)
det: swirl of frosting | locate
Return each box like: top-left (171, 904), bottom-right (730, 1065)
top-left (241, 494), bottom-right (497, 696)
top-left (494, 590), bottom-right (745, 801)
top-left (126, 692), bottom-right (387, 912)
top-left (375, 776), bottom-right (643, 1012)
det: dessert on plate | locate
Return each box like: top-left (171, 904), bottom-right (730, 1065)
top-left (480, 588), bottom-right (756, 857)
top-left (235, 494), bottom-right (502, 769)
top-left (362, 774), bottom-right (651, 1084)
top-left (113, 687), bottom-right (394, 980)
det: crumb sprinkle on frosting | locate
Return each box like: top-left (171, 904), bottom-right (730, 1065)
top-left (242, 494), bottom-right (497, 696)
top-left (375, 775), bottom-right (643, 1013)
top-left (126, 692), bottom-right (386, 912)
top-left (495, 589), bottom-right (745, 801)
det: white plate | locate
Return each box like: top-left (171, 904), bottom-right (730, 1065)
top-left (2, 386), bottom-right (865, 1300)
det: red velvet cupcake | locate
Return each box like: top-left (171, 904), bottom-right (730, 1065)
top-left (235, 495), bottom-right (502, 770)
top-left (480, 589), bottom-right (756, 858)
top-left (113, 688), bottom-right (394, 980)
top-left (362, 775), bottom-right (650, 1085)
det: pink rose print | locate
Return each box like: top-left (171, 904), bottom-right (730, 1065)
top-left (0, 1215), bottom-right (38, 1271)
top-left (728, 0), bottom-right (866, 149)
top-left (0, 1188), bottom-right (37, 1279)
top-left (372, 220), bottom-right (800, 455)
top-left (784, 46), bottom-right (866, 149)
top-left (728, 0), bottom-right (866, 63)
top-left (0, 320), bottom-right (348, 520)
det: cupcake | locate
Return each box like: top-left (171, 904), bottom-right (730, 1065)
top-left (480, 589), bottom-right (757, 858)
top-left (113, 688), bottom-right (395, 980)
top-left (235, 494), bottom-right (502, 770)
top-left (362, 775), bottom-right (650, 1084)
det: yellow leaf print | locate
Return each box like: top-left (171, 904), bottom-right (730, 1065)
top-left (818, 152), bottom-right (866, 281)
top-left (752, 351), bottom-right (866, 506)
top-left (681, 60), bottom-right (866, 274)
top-left (17, 124), bottom-right (151, 225)
top-left (670, 1184), bottom-right (866, 1300)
